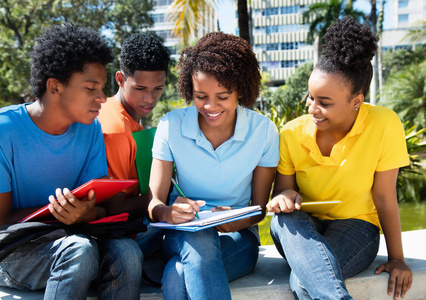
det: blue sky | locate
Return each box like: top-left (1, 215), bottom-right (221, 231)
top-left (216, 0), bottom-right (391, 34)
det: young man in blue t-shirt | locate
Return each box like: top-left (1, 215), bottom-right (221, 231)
top-left (0, 25), bottom-right (142, 299)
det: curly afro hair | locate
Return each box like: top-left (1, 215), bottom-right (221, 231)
top-left (120, 32), bottom-right (170, 78)
top-left (316, 16), bottom-right (379, 97)
top-left (177, 32), bottom-right (261, 108)
top-left (30, 24), bottom-right (113, 99)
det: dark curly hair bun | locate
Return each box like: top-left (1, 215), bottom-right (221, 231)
top-left (178, 31), bottom-right (261, 108)
top-left (317, 16), bottom-right (379, 96)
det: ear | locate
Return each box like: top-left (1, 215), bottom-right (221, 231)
top-left (116, 71), bottom-right (126, 87)
top-left (352, 93), bottom-right (364, 110)
top-left (46, 78), bottom-right (61, 95)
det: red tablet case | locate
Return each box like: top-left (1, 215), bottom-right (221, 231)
top-left (19, 179), bottom-right (138, 223)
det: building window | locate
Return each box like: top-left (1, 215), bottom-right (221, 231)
top-left (263, 7), bottom-right (279, 16)
top-left (155, 0), bottom-right (173, 6)
top-left (151, 13), bottom-right (165, 23)
top-left (266, 25), bottom-right (279, 34)
top-left (266, 43), bottom-right (279, 51)
top-left (280, 5), bottom-right (299, 14)
top-left (260, 61), bottom-right (280, 70)
top-left (281, 60), bottom-right (302, 68)
top-left (398, 0), bottom-right (409, 8)
top-left (398, 14), bottom-right (409, 23)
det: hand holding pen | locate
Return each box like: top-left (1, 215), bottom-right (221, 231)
top-left (170, 177), bottom-right (202, 219)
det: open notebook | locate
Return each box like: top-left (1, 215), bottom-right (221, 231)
top-left (149, 205), bottom-right (262, 232)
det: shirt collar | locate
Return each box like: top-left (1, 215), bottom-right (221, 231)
top-left (301, 103), bottom-right (369, 165)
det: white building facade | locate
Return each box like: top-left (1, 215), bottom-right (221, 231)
top-left (382, 0), bottom-right (426, 49)
top-left (250, 0), bottom-right (319, 85)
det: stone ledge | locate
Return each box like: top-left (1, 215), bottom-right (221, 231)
top-left (1, 230), bottom-right (425, 300)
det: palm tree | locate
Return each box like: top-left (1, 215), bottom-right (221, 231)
top-left (302, 0), bottom-right (366, 59)
top-left (381, 60), bottom-right (426, 130)
top-left (403, 19), bottom-right (426, 44)
top-left (167, 0), bottom-right (251, 46)
top-left (369, 0), bottom-right (379, 104)
top-left (377, 0), bottom-right (386, 98)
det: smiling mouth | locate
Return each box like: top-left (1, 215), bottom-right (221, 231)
top-left (140, 106), bottom-right (154, 112)
top-left (206, 112), bottom-right (222, 118)
top-left (313, 116), bottom-right (326, 123)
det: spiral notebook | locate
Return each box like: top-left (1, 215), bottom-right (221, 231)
top-left (149, 205), bottom-right (262, 232)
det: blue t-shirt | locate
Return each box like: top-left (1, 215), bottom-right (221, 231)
top-left (0, 104), bottom-right (108, 210)
top-left (153, 105), bottom-right (279, 210)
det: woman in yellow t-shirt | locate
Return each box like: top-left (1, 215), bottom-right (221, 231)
top-left (267, 16), bottom-right (413, 300)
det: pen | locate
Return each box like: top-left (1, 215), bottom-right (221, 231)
top-left (170, 177), bottom-right (200, 219)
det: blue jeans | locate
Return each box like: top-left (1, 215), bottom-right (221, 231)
top-left (0, 234), bottom-right (142, 300)
top-left (270, 210), bottom-right (380, 300)
top-left (135, 217), bottom-right (163, 258)
top-left (161, 227), bottom-right (259, 300)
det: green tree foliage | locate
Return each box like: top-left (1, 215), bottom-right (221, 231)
top-left (258, 62), bottom-right (312, 130)
top-left (0, 0), bottom-right (154, 104)
top-left (302, 0), bottom-right (365, 55)
top-left (381, 60), bottom-right (426, 129)
top-left (381, 45), bottom-right (426, 83)
top-left (397, 124), bottom-right (426, 203)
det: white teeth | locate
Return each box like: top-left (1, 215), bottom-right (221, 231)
top-left (313, 117), bottom-right (325, 122)
top-left (207, 112), bottom-right (221, 117)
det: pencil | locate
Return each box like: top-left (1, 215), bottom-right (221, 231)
top-left (170, 177), bottom-right (200, 219)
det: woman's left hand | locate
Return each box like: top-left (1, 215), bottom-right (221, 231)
top-left (375, 259), bottom-right (412, 300)
top-left (212, 206), bottom-right (239, 233)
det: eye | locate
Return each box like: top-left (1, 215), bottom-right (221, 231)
top-left (86, 87), bottom-right (95, 91)
top-left (218, 97), bottom-right (228, 100)
top-left (320, 102), bottom-right (329, 107)
top-left (155, 87), bottom-right (164, 91)
top-left (195, 95), bottom-right (206, 100)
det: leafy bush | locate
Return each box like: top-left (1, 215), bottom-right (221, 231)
top-left (398, 124), bottom-right (426, 202)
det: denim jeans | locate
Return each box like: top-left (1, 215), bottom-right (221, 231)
top-left (0, 234), bottom-right (142, 300)
top-left (161, 227), bottom-right (259, 300)
top-left (270, 210), bottom-right (380, 300)
top-left (135, 216), bottom-right (163, 258)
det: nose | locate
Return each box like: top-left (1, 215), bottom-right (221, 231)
top-left (203, 97), bottom-right (216, 110)
top-left (308, 100), bottom-right (319, 115)
top-left (144, 91), bottom-right (155, 104)
top-left (95, 90), bottom-right (107, 103)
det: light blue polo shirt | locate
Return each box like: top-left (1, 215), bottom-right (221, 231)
top-left (153, 105), bottom-right (279, 210)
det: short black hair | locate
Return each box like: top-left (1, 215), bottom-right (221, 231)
top-left (177, 32), bottom-right (261, 108)
top-left (120, 33), bottom-right (170, 77)
top-left (316, 16), bottom-right (379, 97)
top-left (30, 24), bottom-right (113, 99)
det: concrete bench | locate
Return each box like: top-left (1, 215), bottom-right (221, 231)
top-left (1, 230), bottom-right (425, 299)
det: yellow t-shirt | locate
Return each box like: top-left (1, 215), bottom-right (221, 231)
top-left (277, 103), bottom-right (409, 228)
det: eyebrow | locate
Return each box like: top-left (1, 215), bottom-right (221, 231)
top-left (135, 84), bottom-right (165, 88)
top-left (193, 91), bottom-right (231, 95)
top-left (85, 79), bottom-right (103, 85)
top-left (309, 92), bottom-right (333, 101)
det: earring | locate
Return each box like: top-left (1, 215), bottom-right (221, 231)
top-left (355, 107), bottom-right (358, 111)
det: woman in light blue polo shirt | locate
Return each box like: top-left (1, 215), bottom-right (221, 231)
top-left (147, 32), bottom-right (279, 300)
